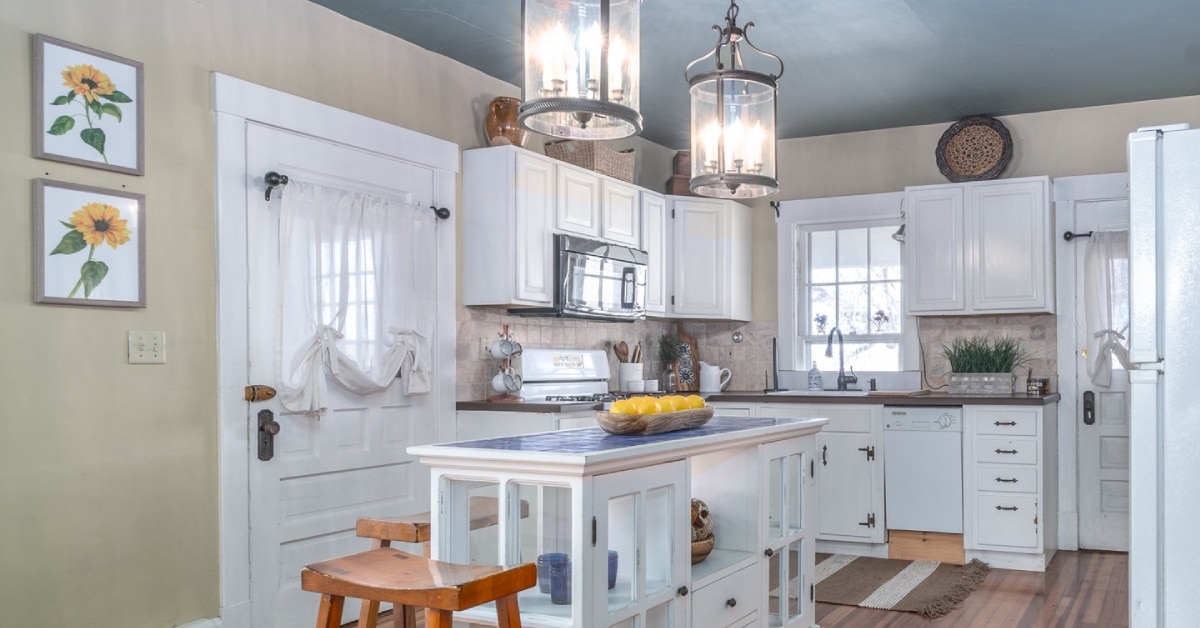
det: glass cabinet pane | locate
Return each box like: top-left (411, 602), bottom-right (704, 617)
top-left (440, 479), bottom-right (499, 565)
top-left (646, 600), bottom-right (672, 626)
top-left (786, 539), bottom-right (804, 622)
top-left (510, 481), bottom-right (574, 618)
top-left (767, 546), bottom-right (783, 626)
top-left (786, 453), bottom-right (803, 535)
top-left (768, 456), bottom-right (783, 542)
top-left (607, 492), bottom-right (637, 613)
top-left (644, 485), bottom-right (673, 598)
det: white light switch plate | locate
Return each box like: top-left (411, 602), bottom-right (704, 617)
top-left (128, 330), bottom-right (166, 364)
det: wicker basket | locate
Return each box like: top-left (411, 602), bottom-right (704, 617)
top-left (595, 406), bottom-right (714, 435)
top-left (544, 140), bottom-right (636, 183)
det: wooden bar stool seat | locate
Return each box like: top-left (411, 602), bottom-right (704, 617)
top-left (302, 548), bottom-right (536, 628)
top-left (354, 497), bottom-right (531, 627)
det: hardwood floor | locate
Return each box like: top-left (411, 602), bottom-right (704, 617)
top-left (362, 550), bottom-right (1127, 628)
top-left (816, 550), bottom-right (1128, 627)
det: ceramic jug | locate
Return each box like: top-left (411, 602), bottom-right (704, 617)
top-left (484, 96), bottom-right (527, 147)
top-left (699, 362), bottom-right (732, 393)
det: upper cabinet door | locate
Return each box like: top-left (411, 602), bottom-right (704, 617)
top-left (556, 165), bottom-right (602, 238)
top-left (905, 185), bottom-right (967, 314)
top-left (672, 198), bottom-right (726, 317)
top-left (970, 178), bottom-right (1051, 312)
top-left (641, 191), bottom-right (668, 315)
top-left (601, 179), bottom-right (640, 246)
top-left (515, 153), bottom-right (556, 303)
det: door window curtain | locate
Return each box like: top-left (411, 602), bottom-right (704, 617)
top-left (1083, 230), bottom-right (1131, 386)
top-left (278, 180), bottom-right (436, 414)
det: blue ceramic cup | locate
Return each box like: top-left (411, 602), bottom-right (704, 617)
top-left (550, 560), bottom-right (572, 605)
top-left (537, 553), bottom-right (568, 594)
top-left (607, 550), bottom-right (619, 589)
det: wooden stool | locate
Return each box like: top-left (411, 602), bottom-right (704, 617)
top-left (302, 548), bottom-right (536, 628)
top-left (354, 497), bottom-right (532, 628)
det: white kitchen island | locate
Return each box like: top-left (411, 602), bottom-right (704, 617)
top-left (408, 416), bottom-right (826, 628)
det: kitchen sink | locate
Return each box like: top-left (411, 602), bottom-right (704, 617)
top-left (765, 389), bottom-right (869, 397)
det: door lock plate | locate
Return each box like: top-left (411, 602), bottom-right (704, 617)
top-left (258, 409), bottom-right (281, 461)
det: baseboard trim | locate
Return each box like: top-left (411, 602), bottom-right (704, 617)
top-left (176, 618), bottom-right (221, 628)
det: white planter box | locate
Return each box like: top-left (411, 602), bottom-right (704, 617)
top-left (949, 372), bottom-right (1015, 395)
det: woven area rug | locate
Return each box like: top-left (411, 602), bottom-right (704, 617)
top-left (815, 553), bottom-right (990, 619)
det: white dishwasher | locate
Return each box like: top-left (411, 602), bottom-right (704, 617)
top-left (883, 406), bottom-right (963, 534)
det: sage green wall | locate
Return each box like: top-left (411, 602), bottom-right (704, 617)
top-left (748, 95), bottom-right (1200, 320)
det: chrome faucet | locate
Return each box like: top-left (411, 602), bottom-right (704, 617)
top-left (824, 326), bottom-right (859, 390)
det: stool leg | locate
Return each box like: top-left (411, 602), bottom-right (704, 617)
top-left (495, 594), bottom-right (523, 628)
top-left (315, 593), bottom-right (345, 628)
top-left (357, 539), bottom-right (391, 628)
top-left (425, 609), bottom-right (454, 628)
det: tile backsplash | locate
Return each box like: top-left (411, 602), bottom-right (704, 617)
top-left (455, 307), bottom-right (1059, 399)
top-left (456, 305), bottom-right (779, 400)
top-left (916, 313), bottom-right (1058, 392)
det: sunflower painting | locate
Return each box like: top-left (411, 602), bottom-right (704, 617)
top-left (35, 180), bottom-right (145, 307)
top-left (33, 34), bottom-right (143, 175)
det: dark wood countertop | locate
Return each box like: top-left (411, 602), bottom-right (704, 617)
top-left (456, 401), bottom-right (602, 413)
top-left (706, 391), bottom-right (1060, 406)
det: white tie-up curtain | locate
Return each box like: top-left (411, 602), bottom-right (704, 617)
top-left (277, 180), bottom-right (436, 415)
top-left (1083, 230), bottom-right (1131, 386)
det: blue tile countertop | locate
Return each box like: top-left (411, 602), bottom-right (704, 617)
top-left (408, 416), bottom-right (827, 474)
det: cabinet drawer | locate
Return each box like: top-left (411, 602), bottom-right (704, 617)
top-left (809, 406), bottom-right (875, 433)
top-left (692, 564), bottom-right (758, 628)
top-left (974, 409), bottom-right (1039, 436)
top-left (974, 494), bottom-right (1038, 548)
top-left (976, 464), bottom-right (1038, 493)
top-left (975, 437), bottom-right (1037, 465)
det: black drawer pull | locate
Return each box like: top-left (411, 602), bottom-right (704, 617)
top-left (995, 448), bottom-right (1019, 455)
top-left (994, 421), bottom-right (1017, 426)
top-left (995, 477), bottom-right (1019, 483)
top-left (995, 505), bottom-right (1019, 512)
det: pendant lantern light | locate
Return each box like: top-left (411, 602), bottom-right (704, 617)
top-left (685, 0), bottom-right (783, 198)
top-left (520, 0), bottom-right (643, 140)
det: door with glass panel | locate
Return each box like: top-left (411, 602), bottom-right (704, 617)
top-left (592, 461), bottom-right (689, 627)
top-left (761, 437), bottom-right (816, 627)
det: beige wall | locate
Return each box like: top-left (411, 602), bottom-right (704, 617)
top-left (3, 0), bottom-right (1199, 625)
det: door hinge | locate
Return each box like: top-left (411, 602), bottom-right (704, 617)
top-left (670, 295), bottom-right (675, 305)
top-left (810, 459), bottom-right (815, 478)
top-left (858, 445), bottom-right (875, 461)
top-left (859, 513), bottom-right (876, 528)
top-left (591, 516), bottom-right (597, 547)
top-left (811, 583), bottom-right (815, 602)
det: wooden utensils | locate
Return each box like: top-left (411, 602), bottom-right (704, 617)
top-left (614, 340), bottom-right (643, 364)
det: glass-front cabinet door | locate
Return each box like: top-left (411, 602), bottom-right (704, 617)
top-left (761, 437), bottom-right (816, 628)
top-left (592, 460), bottom-right (689, 627)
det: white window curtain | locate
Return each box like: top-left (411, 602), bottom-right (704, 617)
top-left (1083, 230), bottom-right (1131, 386)
top-left (277, 180), bottom-right (436, 415)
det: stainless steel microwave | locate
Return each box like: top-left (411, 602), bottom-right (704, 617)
top-left (512, 234), bottom-right (648, 321)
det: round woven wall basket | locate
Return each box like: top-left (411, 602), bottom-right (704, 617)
top-left (935, 115), bottom-right (1013, 182)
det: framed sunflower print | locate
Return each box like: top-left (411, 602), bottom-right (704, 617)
top-left (33, 34), bottom-right (144, 175)
top-left (34, 179), bottom-right (145, 307)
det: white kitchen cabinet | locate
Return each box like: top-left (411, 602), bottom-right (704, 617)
top-left (556, 162), bottom-right (641, 247)
top-left (462, 146), bottom-right (556, 307)
top-left (668, 196), bottom-right (752, 321)
top-left (963, 403), bottom-right (1059, 571)
top-left (412, 417), bottom-right (824, 628)
top-left (905, 176), bottom-right (1054, 315)
top-left (641, 191), bottom-right (669, 315)
top-left (810, 405), bottom-right (885, 545)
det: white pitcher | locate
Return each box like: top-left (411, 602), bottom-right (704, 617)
top-left (699, 362), bottom-right (732, 393)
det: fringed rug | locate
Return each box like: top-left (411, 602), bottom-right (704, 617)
top-left (815, 553), bottom-right (989, 619)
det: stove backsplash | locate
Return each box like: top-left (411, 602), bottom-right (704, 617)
top-left (456, 305), bottom-right (780, 401)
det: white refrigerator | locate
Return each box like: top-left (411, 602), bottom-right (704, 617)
top-left (1128, 124), bottom-right (1200, 627)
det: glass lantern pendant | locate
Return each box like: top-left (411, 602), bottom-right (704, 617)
top-left (685, 0), bottom-right (783, 198)
top-left (520, 0), bottom-right (643, 140)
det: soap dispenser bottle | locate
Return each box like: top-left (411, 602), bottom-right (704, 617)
top-left (808, 362), bottom-right (824, 391)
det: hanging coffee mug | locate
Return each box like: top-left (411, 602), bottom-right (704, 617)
top-left (492, 367), bottom-right (523, 393)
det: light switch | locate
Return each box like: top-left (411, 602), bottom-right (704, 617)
top-left (128, 330), bottom-right (166, 364)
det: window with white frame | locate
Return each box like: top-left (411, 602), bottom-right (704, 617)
top-left (797, 224), bottom-right (903, 371)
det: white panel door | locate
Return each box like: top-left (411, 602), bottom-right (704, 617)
top-left (673, 199), bottom-right (725, 317)
top-left (601, 180), bottom-right (640, 246)
top-left (1070, 198), bottom-right (1130, 551)
top-left (515, 153), bottom-right (555, 303)
top-left (556, 165), bottom-right (601, 238)
top-left (246, 125), bottom-right (438, 627)
top-left (904, 185), bottom-right (965, 314)
top-left (815, 432), bottom-right (874, 540)
top-left (972, 179), bottom-right (1049, 311)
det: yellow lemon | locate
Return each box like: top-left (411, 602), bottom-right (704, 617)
top-left (635, 398), bottom-right (663, 415)
top-left (684, 394), bottom-right (706, 409)
top-left (662, 395), bottom-right (685, 412)
top-left (609, 399), bottom-right (637, 415)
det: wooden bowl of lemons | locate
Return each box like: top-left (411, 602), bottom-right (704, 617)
top-left (596, 394), bottom-right (714, 435)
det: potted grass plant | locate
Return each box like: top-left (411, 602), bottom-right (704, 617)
top-left (942, 336), bottom-right (1031, 395)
